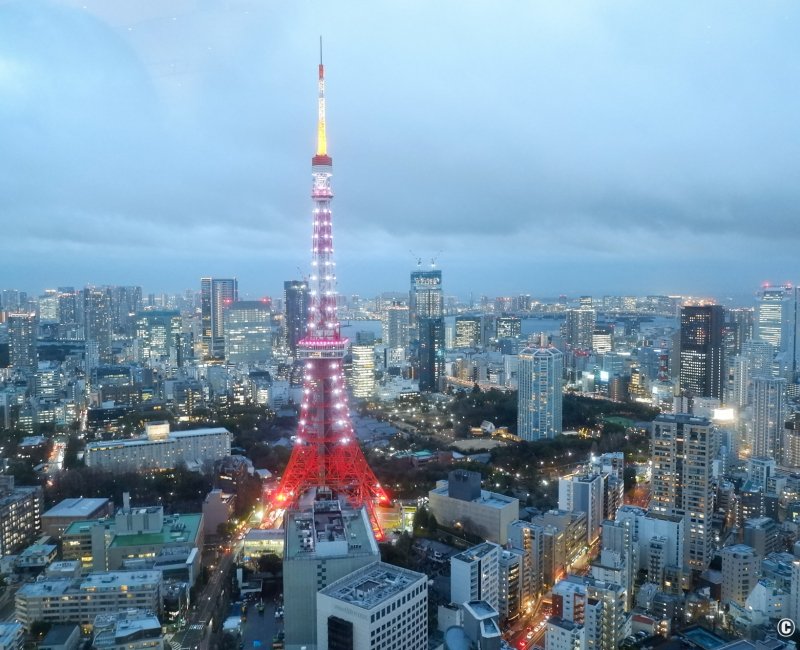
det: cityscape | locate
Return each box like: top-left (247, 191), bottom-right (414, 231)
top-left (2, 4), bottom-right (800, 650)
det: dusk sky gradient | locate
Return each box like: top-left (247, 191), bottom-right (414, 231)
top-left (1, 1), bottom-right (798, 302)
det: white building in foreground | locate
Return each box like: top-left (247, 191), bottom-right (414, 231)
top-left (316, 562), bottom-right (428, 650)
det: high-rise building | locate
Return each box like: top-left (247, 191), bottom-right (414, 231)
top-left (223, 301), bottom-right (272, 363)
top-left (350, 333), bottom-right (375, 399)
top-left (496, 316), bottom-right (521, 341)
top-left (7, 313), bottom-right (37, 372)
top-left (651, 414), bottom-right (718, 571)
top-left (564, 308), bottom-right (596, 350)
top-left (418, 317), bottom-right (445, 392)
top-left (200, 278), bottom-right (237, 358)
top-left (517, 346), bottom-right (563, 441)
top-left (454, 316), bottom-right (481, 349)
top-left (679, 305), bottom-right (724, 401)
top-left (272, 57), bottom-right (388, 537)
top-left (751, 376), bottom-right (787, 461)
top-left (409, 270), bottom-right (442, 339)
top-left (757, 285), bottom-right (792, 351)
top-left (498, 549), bottom-right (524, 621)
top-left (316, 562), bottom-right (428, 650)
top-left (283, 280), bottom-right (309, 357)
top-left (83, 287), bottom-right (113, 364)
top-left (383, 302), bottom-right (410, 350)
top-left (450, 542), bottom-right (501, 611)
top-left (134, 310), bottom-right (181, 364)
top-left (558, 473), bottom-right (604, 546)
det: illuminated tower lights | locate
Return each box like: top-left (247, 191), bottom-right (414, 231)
top-left (273, 51), bottom-right (388, 537)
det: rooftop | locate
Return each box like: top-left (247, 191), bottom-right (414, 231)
top-left (319, 561), bottom-right (425, 610)
top-left (109, 513), bottom-right (202, 548)
top-left (285, 500), bottom-right (378, 560)
top-left (430, 482), bottom-right (517, 509)
top-left (44, 497), bottom-right (110, 519)
top-left (452, 542), bottom-right (499, 564)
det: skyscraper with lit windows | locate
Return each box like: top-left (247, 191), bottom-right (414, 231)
top-left (679, 305), bottom-right (724, 401)
top-left (517, 346), bottom-right (563, 440)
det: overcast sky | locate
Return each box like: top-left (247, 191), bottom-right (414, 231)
top-left (1, 1), bottom-right (798, 301)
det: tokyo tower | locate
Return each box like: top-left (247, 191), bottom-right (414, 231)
top-left (273, 50), bottom-right (389, 538)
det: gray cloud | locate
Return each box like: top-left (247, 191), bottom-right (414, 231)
top-left (1, 0), bottom-right (798, 298)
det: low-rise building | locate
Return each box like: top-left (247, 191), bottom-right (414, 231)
top-left (15, 571), bottom-right (163, 630)
top-left (0, 623), bottom-right (24, 650)
top-left (428, 470), bottom-right (518, 545)
top-left (92, 610), bottom-right (164, 650)
top-left (38, 625), bottom-right (80, 650)
top-left (42, 498), bottom-right (112, 539)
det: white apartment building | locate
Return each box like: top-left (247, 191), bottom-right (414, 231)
top-left (545, 617), bottom-right (584, 650)
top-left (84, 423), bottom-right (231, 472)
top-left (316, 562), bottom-right (428, 650)
top-left (15, 571), bottom-right (162, 629)
top-left (450, 542), bottom-right (501, 612)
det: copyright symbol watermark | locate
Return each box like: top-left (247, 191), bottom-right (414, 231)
top-left (777, 618), bottom-right (796, 637)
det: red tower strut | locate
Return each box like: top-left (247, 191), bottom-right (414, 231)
top-left (273, 55), bottom-right (389, 539)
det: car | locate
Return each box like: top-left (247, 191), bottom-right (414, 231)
top-left (526, 631), bottom-right (534, 640)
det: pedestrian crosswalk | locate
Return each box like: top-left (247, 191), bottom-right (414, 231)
top-left (169, 641), bottom-right (182, 650)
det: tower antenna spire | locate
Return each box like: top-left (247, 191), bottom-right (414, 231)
top-left (316, 36), bottom-right (327, 158)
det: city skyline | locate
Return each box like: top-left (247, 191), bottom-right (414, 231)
top-left (1, 2), bottom-right (799, 297)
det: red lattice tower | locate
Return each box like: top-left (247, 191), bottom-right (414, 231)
top-left (273, 54), bottom-right (389, 538)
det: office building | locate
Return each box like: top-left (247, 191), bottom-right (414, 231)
top-left (283, 501), bottom-right (380, 650)
top-left (496, 316), bottom-right (521, 341)
top-left (651, 414), bottom-right (718, 570)
top-left (0, 475), bottom-right (43, 556)
top-left (134, 310), bottom-right (181, 364)
top-left (679, 305), bottom-right (725, 400)
top-left (428, 471), bottom-right (519, 545)
top-left (517, 346), bottom-right (563, 440)
top-left (409, 270), bottom-right (443, 339)
top-left (721, 544), bottom-right (759, 607)
top-left (418, 317), bottom-right (445, 392)
top-left (454, 316), bottom-right (481, 349)
top-left (751, 376), bottom-right (787, 461)
top-left (450, 542), bottom-right (501, 611)
top-left (223, 300), bottom-right (272, 363)
top-left (316, 562), bottom-right (428, 650)
top-left (592, 325), bottom-right (614, 354)
top-left (283, 280), bottom-right (309, 357)
top-left (559, 473), bottom-right (604, 547)
top-left (7, 313), bottom-right (37, 371)
top-left (757, 285), bottom-right (791, 350)
top-left (200, 277), bottom-right (238, 358)
top-left (350, 332), bottom-right (375, 399)
top-left (15, 571), bottom-right (163, 630)
top-left (743, 517), bottom-right (780, 558)
top-left (84, 422), bottom-right (231, 472)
